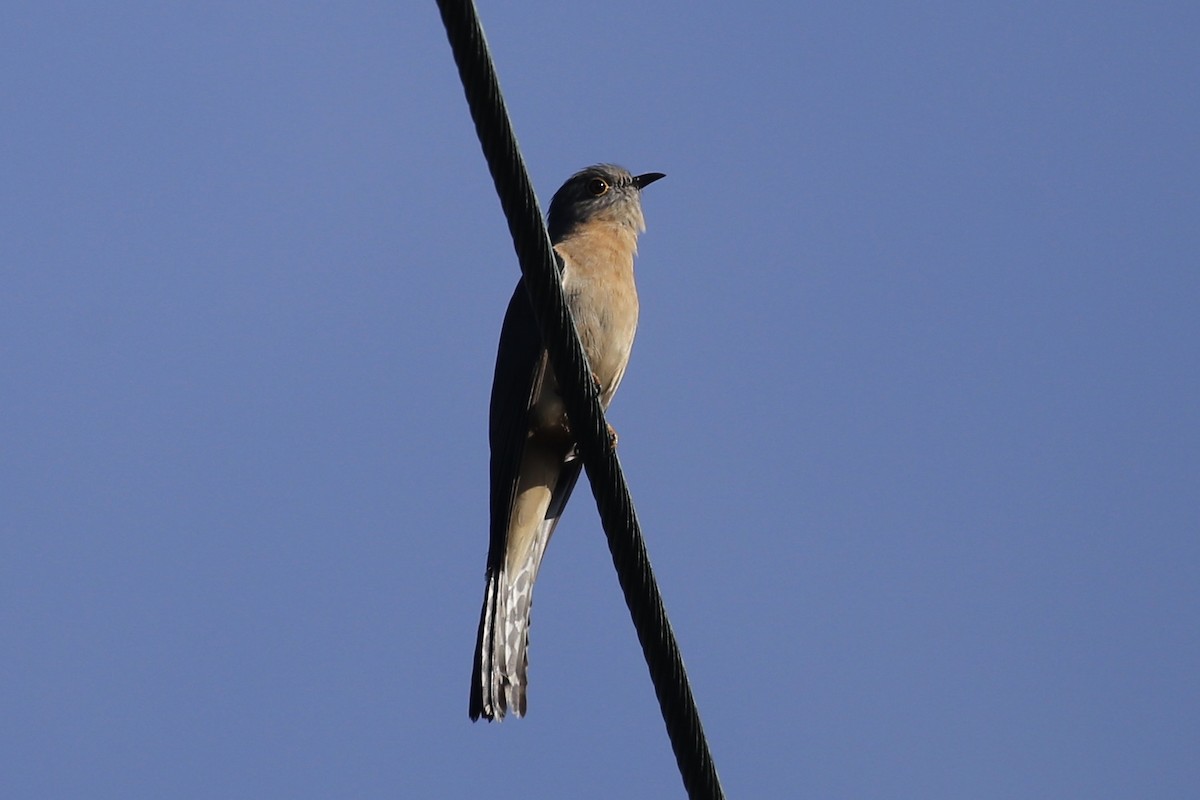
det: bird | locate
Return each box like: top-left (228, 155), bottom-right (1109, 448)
top-left (469, 164), bottom-right (665, 721)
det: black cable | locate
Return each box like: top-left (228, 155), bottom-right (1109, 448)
top-left (435, 2), bottom-right (725, 798)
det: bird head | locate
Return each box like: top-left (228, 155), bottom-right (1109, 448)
top-left (547, 164), bottom-right (665, 242)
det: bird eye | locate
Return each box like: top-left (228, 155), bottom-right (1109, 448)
top-left (587, 177), bottom-right (609, 196)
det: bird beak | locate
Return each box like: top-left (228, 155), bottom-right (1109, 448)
top-left (633, 172), bottom-right (666, 190)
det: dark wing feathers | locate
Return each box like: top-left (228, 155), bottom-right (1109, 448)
top-left (486, 280), bottom-right (547, 574)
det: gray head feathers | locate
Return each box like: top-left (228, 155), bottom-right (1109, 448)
top-left (547, 164), bottom-right (664, 242)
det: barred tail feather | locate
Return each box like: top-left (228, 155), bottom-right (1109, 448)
top-left (469, 522), bottom-right (554, 721)
top-left (469, 572), bottom-right (502, 721)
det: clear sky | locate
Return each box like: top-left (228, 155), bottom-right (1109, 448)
top-left (4, 2), bottom-right (1197, 798)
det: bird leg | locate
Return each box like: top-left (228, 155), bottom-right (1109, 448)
top-left (591, 372), bottom-right (619, 450)
top-left (559, 373), bottom-right (619, 451)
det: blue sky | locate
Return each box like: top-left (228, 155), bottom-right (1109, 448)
top-left (3, 2), bottom-right (1197, 797)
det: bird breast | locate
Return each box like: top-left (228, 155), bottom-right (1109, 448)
top-left (557, 231), bottom-right (640, 407)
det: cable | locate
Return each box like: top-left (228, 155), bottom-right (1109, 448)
top-left (435, 2), bottom-right (725, 798)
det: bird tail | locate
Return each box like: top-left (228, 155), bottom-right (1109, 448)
top-left (469, 456), bottom-right (581, 721)
top-left (469, 535), bottom-right (547, 721)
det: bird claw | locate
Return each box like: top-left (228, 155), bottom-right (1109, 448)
top-left (590, 373), bottom-right (618, 449)
top-left (560, 375), bottom-right (616, 451)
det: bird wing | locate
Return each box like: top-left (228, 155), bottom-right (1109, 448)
top-left (486, 279), bottom-right (547, 575)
